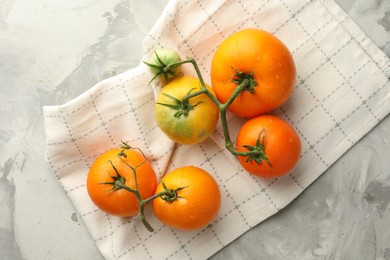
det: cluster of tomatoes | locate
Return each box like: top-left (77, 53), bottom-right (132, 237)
top-left (87, 144), bottom-right (220, 231)
top-left (86, 28), bottom-right (301, 232)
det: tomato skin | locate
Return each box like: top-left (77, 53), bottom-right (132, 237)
top-left (236, 115), bottom-right (301, 178)
top-left (152, 166), bottom-right (221, 230)
top-left (155, 76), bottom-right (219, 144)
top-left (211, 28), bottom-right (296, 118)
top-left (147, 48), bottom-right (182, 81)
top-left (87, 148), bottom-right (157, 217)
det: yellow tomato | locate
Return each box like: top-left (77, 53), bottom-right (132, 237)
top-left (155, 76), bottom-right (219, 144)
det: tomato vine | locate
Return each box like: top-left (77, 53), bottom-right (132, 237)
top-left (146, 53), bottom-right (268, 163)
top-left (102, 142), bottom-right (187, 232)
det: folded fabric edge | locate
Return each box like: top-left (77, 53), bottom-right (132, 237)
top-left (322, 0), bottom-right (390, 69)
top-left (44, 65), bottom-right (147, 112)
top-left (41, 63), bottom-right (158, 172)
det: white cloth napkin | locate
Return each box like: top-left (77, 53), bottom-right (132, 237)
top-left (43, 0), bottom-right (390, 259)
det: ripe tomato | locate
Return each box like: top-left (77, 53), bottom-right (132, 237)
top-left (87, 147), bottom-right (157, 217)
top-left (155, 76), bottom-right (219, 144)
top-left (236, 115), bottom-right (301, 178)
top-left (210, 28), bottom-right (296, 118)
top-left (152, 166), bottom-right (221, 230)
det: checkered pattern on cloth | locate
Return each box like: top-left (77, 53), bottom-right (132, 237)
top-left (43, 0), bottom-right (390, 259)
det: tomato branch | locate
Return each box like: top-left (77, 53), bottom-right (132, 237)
top-left (172, 59), bottom-right (260, 158)
top-left (147, 55), bottom-right (268, 160)
top-left (117, 143), bottom-right (149, 191)
top-left (164, 58), bottom-right (222, 106)
top-left (114, 179), bottom-right (188, 232)
top-left (103, 147), bottom-right (189, 233)
top-left (113, 181), bottom-right (155, 232)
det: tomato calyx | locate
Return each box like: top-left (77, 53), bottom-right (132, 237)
top-left (99, 160), bottom-right (130, 191)
top-left (232, 69), bottom-right (257, 93)
top-left (144, 49), bottom-right (183, 84)
top-left (157, 88), bottom-right (203, 118)
top-left (98, 142), bottom-right (145, 192)
top-left (241, 130), bottom-right (272, 166)
top-left (159, 181), bottom-right (188, 202)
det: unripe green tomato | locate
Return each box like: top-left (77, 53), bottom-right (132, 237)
top-left (148, 48), bottom-right (182, 80)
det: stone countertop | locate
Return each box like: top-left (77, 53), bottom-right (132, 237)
top-left (1, 0), bottom-right (389, 259)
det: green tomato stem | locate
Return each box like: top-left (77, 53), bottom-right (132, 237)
top-left (115, 181), bottom-right (154, 232)
top-left (116, 180), bottom-right (187, 233)
top-left (217, 78), bottom-right (261, 157)
top-left (168, 58), bottom-right (259, 158)
top-left (139, 200), bottom-right (154, 232)
top-left (116, 181), bottom-right (142, 202)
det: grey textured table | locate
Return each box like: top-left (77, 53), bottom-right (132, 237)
top-left (1, 0), bottom-right (389, 259)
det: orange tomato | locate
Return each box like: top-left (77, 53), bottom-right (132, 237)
top-left (211, 28), bottom-right (296, 118)
top-left (87, 147), bottom-right (157, 217)
top-left (236, 115), bottom-right (301, 178)
top-left (152, 166), bottom-right (221, 230)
